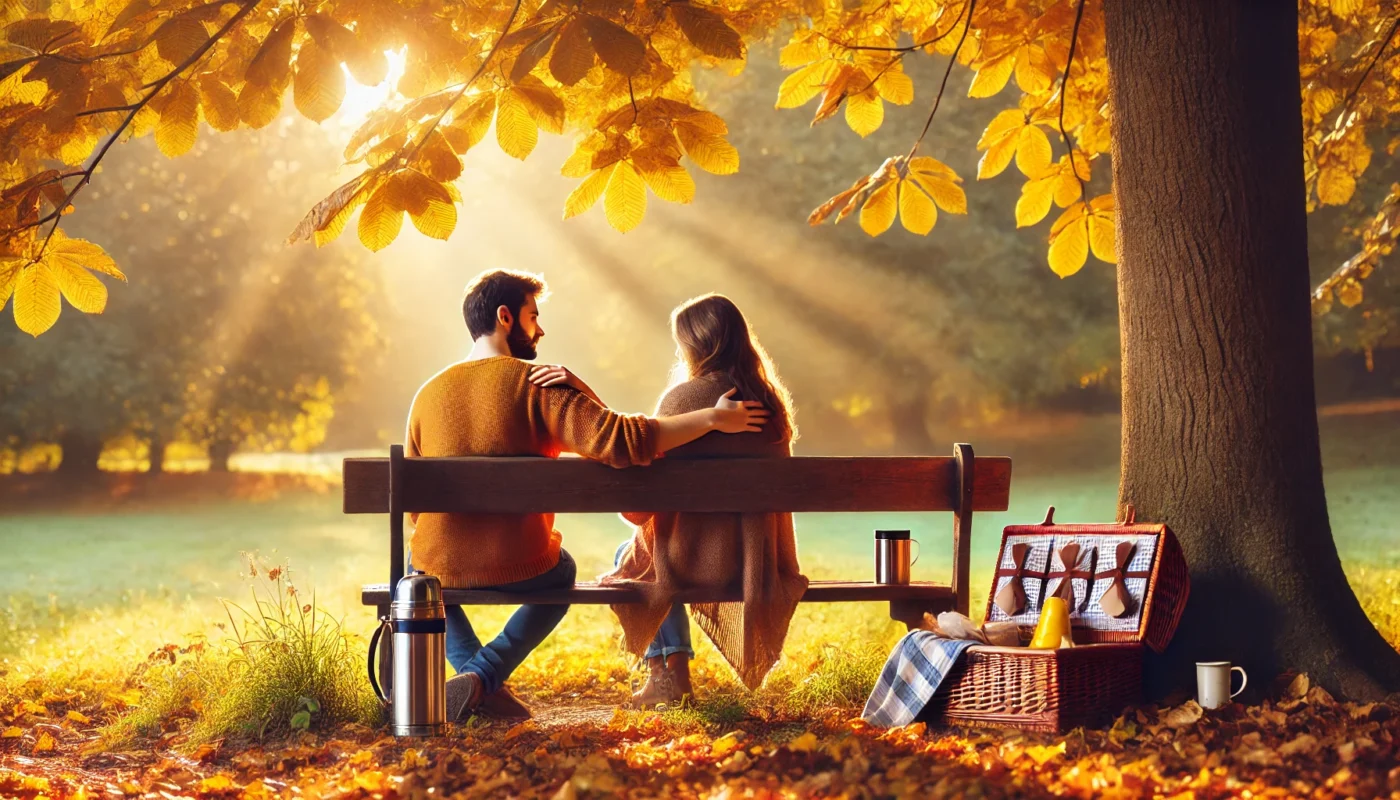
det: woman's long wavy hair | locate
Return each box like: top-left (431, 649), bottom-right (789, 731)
top-left (669, 294), bottom-right (797, 443)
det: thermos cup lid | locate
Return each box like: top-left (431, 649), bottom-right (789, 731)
top-left (875, 529), bottom-right (911, 540)
top-left (393, 571), bottom-right (444, 605)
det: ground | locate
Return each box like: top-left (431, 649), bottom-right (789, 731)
top-left (1, 413), bottom-right (1398, 797)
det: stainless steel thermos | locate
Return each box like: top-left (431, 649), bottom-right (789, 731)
top-left (368, 572), bottom-right (446, 737)
top-left (875, 529), bottom-right (920, 585)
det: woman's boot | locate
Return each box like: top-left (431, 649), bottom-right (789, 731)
top-left (631, 654), bottom-right (692, 708)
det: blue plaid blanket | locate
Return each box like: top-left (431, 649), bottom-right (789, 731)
top-left (861, 632), bottom-right (975, 727)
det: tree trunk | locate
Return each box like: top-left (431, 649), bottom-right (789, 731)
top-left (1105, 0), bottom-right (1400, 699)
top-left (57, 431), bottom-right (103, 476)
top-left (147, 433), bottom-right (167, 474)
top-left (889, 383), bottom-right (935, 455)
top-left (207, 440), bottom-right (234, 472)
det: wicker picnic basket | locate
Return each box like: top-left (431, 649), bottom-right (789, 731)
top-left (923, 506), bottom-right (1190, 733)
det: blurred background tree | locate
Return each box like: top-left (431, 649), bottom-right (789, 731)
top-left (0, 116), bottom-right (384, 472)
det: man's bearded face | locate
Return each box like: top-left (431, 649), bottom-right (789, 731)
top-left (508, 317), bottom-right (541, 360)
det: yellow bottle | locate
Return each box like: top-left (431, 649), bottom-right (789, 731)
top-left (1029, 596), bottom-right (1071, 649)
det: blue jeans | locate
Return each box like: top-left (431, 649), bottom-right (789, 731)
top-left (614, 541), bottom-right (694, 659)
top-left (437, 550), bottom-right (578, 695)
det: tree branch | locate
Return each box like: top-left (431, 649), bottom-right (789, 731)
top-left (400, 0), bottom-right (526, 169)
top-left (1329, 14), bottom-right (1400, 137)
top-left (1056, 0), bottom-right (1089, 202)
top-left (909, 0), bottom-right (976, 152)
top-left (1312, 184), bottom-right (1400, 315)
top-left (824, 0), bottom-right (969, 55)
top-left (3, 0), bottom-right (262, 256)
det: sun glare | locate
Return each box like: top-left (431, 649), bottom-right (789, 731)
top-left (336, 47), bottom-right (408, 132)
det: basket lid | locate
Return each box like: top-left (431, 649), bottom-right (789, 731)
top-left (983, 506), bottom-right (1190, 653)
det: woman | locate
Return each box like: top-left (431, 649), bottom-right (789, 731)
top-left (601, 294), bottom-right (807, 707)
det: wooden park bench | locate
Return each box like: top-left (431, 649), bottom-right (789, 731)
top-left (345, 444), bottom-right (1011, 628)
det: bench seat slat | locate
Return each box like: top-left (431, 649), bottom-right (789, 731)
top-left (343, 455), bottom-right (1011, 514)
top-left (361, 580), bottom-right (955, 607)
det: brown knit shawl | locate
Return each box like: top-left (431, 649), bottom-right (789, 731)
top-left (600, 376), bottom-right (808, 689)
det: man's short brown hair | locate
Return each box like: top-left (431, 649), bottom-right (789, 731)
top-left (461, 270), bottom-right (548, 339)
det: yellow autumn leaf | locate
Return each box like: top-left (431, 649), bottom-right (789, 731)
top-left (154, 14), bottom-right (207, 65)
top-left (14, 263), bottom-right (61, 336)
top-left (1087, 193), bottom-right (1117, 263)
top-left (293, 38), bottom-right (346, 123)
top-left (44, 237), bottom-right (110, 282)
top-left (711, 732), bottom-right (742, 758)
top-left (155, 81), bottom-right (199, 158)
top-left (0, 66), bottom-right (46, 105)
top-left (1014, 44), bottom-right (1055, 94)
top-left (604, 160), bottom-right (646, 233)
top-left (564, 164), bottom-right (615, 219)
top-left (908, 157), bottom-right (967, 214)
top-left (788, 732), bottom-right (819, 752)
top-left (859, 180), bottom-right (897, 236)
top-left (845, 91), bottom-right (883, 137)
top-left (0, 259), bottom-right (20, 309)
top-left (876, 69), bottom-right (914, 105)
top-left (976, 109), bottom-right (1024, 179)
top-left (898, 178), bottom-right (936, 234)
top-left (1337, 277), bottom-right (1364, 307)
top-left (776, 60), bottom-right (836, 109)
top-left (1047, 203), bottom-right (1090, 278)
top-left (1317, 165), bottom-right (1355, 206)
top-left (357, 177), bottom-right (405, 252)
top-left (237, 81), bottom-right (282, 129)
top-left (1016, 174), bottom-right (1056, 228)
top-left (443, 94), bottom-right (496, 154)
top-left (66, 710), bottom-right (91, 724)
top-left (1053, 155), bottom-right (1088, 207)
top-left (198, 774), bottom-right (236, 792)
top-left (675, 124), bottom-right (739, 175)
top-left (968, 52), bottom-right (1014, 98)
top-left (1, 726), bottom-right (21, 738)
top-left (495, 89), bottom-right (537, 160)
top-left (33, 731), bottom-right (55, 753)
top-left (638, 163), bottom-right (695, 204)
top-left (1332, 0), bottom-right (1362, 16)
top-left (49, 256), bottom-right (109, 314)
top-left (198, 78), bottom-right (240, 132)
top-left (1015, 124), bottom-right (1053, 177)
top-left (400, 173), bottom-right (457, 240)
top-left (416, 130), bottom-right (462, 182)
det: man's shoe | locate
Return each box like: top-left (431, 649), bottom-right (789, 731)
top-left (446, 671), bottom-right (484, 721)
top-left (477, 683), bottom-right (533, 721)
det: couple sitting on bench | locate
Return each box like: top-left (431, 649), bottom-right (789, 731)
top-left (406, 269), bottom-right (805, 721)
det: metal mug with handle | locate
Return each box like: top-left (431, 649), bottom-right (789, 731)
top-left (875, 529), bottom-right (920, 585)
top-left (1196, 661), bottom-right (1247, 709)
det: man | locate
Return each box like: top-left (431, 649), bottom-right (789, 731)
top-left (405, 269), bottom-right (768, 721)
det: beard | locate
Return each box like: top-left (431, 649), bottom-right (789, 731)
top-left (507, 319), bottom-right (541, 360)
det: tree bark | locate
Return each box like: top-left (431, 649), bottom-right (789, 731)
top-left (1105, 0), bottom-right (1400, 699)
top-left (147, 433), bottom-right (167, 474)
top-left (207, 440), bottom-right (234, 472)
top-left (57, 431), bottom-right (103, 476)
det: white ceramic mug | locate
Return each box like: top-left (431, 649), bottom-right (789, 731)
top-left (1196, 661), bottom-right (1247, 709)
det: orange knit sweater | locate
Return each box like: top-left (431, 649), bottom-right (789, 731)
top-left (405, 356), bottom-right (659, 588)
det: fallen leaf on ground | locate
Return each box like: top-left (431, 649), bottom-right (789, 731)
top-left (1163, 700), bottom-right (1204, 728)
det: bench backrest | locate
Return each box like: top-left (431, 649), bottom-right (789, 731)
top-left (343, 454), bottom-right (1012, 514)
top-left (344, 444), bottom-right (1011, 617)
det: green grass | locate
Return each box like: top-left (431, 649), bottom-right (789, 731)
top-left (2, 413), bottom-right (1399, 743)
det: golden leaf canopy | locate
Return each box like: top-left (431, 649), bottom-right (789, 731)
top-left (2, 0), bottom-right (1398, 332)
